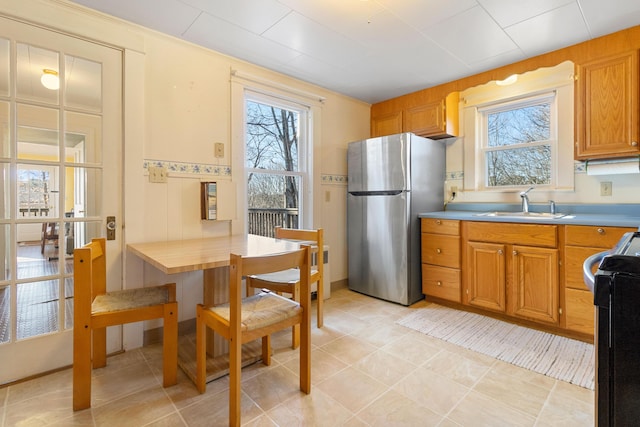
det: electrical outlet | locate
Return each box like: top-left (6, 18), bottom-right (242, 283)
top-left (149, 166), bottom-right (168, 183)
top-left (601, 181), bottom-right (612, 196)
top-left (214, 142), bottom-right (224, 158)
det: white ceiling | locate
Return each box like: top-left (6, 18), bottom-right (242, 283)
top-left (67, 0), bottom-right (640, 104)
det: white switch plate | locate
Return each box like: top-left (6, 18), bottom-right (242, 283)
top-left (214, 142), bottom-right (224, 158)
top-left (149, 166), bottom-right (168, 183)
top-left (601, 181), bottom-right (612, 196)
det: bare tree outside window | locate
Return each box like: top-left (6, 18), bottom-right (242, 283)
top-left (484, 100), bottom-right (552, 187)
top-left (245, 99), bottom-right (304, 236)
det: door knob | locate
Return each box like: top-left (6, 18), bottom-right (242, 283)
top-left (106, 216), bottom-right (116, 240)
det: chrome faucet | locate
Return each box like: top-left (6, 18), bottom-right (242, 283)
top-left (519, 186), bottom-right (535, 213)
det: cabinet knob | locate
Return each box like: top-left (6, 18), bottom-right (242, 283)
top-left (597, 228), bottom-right (605, 234)
top-left (437, 281), bottom-right (442, 287)
top-left (435, 220), bottom-right (441, 225)
top-left (497, 249), bottom-right (503, 255)
top-left (513, 250), bottom-right (518, 256)
top-left (632, 141), bottom-right (638, 147)
top-left (436, 248), bottom-right (442, 254)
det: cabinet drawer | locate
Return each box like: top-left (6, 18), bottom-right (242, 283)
top-left (421, 234), bottom-right (460, 268)
top-left (565, 225), bottom-right (635, 248)
top-left (422, 265), bottom-right (461, 302)
top-left (465, 221), bottom-right (557, 248)
top-left (565, 288), bottom-right (595, 335)
top-left (421, 218), bottom-right (460, 236)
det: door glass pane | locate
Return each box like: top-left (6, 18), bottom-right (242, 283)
top-left (17, 164), bottom-right (59, 219)
top-left (0, 284), bottom-right (9, 343)
top-left (65, 55), bottom-right (102, 112)
top-left (17, 279), bottom-right (59, 339)
top-left (65, 111), bottom-right (101, 164)
top-left (0, 223), bottom-right (9, 281)
top-left (17, 222), bottom-right (60, 280)
top-left (0, 162), bottom-right (8, 219)
top-left (64, 277), bottom-right (73, 330)
top-left (16, 44), bottom-right (59, 104)
top-left (68, 167), bottom-right (102, 218)
top-left (0, 38), bottom-right (8, 96)
top-left (17, 104), bottom-right (59, 161)
top-left (0, 101), bottom-right (9, 158)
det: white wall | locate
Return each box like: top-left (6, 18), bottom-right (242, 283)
top-left (2, 1), bottom-right (370, 341)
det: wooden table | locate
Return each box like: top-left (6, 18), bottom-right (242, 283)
top-left (127, 234), bottom-right (301, 383)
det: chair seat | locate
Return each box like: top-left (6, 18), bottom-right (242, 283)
top-left (92, 287), bottom-right (170, 314)
top-left (208, 292), bottom-right (302, 331)
top-left (249, 267), bottom-right (319, 284)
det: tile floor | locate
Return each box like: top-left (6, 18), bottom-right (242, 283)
top-left (0, 287), bottom-right (594, 426)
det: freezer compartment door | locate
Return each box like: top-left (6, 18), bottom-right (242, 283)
top-left (347, 191), bottom-right (410, 305)
top-left (347, 134), bottom-right (409, 193)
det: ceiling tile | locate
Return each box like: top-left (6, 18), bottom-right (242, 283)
top-left (505, 2), bottom-right (590, 56)
top-left (183, 12), bottom-right (302, 64)
top-left (376, 0), bottom-right (478, 32)
top-left (425, 6), bottom-right (519, 65)
top-left (179, 0), bottom-right (291, 34)
top-left (478, 0), bottom-right (575, 28)
top-left (71, 0), bottom-right (200, 37)
top-left (261, 11), bottom-right (367, 66)
top-left (578, 0), bottom-right (640, 37)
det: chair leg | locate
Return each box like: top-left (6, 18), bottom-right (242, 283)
top-left (229, 330), bottom-right (242, 426)
top-left (92, 327), bottom-right (107, 369)
top-left (162, 302), bottom-right (178, 387)
top-left (291, 283), bottom-right (300, 349)
top-left (73, 318), bottom-right (92, 410)
top-left (195, 305), bottom-right (207, 394)
top-left (261, 335), bottom-right (271, 366)
top-left (317, 278), bottom-right (324, 328)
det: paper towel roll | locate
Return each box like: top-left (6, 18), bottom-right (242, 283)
top-left (586, 158), bottom-right (640, 175)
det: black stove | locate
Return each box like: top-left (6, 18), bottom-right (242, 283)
top-left (592, 231), bottom-right (640, 426)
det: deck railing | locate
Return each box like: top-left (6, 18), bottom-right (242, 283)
top-left (248, 208), bottom-right (299, 237)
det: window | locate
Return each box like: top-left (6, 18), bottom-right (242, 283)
top-left (461, 61), bottom-right (574, 193)
top-left (17, 165), bottom-right (58, 217)
top-left (480, 93), bottom-right (555, 188)
top-left (244, 92), bottom-right (310, 237)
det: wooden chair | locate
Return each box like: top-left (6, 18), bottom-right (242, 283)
top-left (73, 238), bottom-right (178, 411)
top-left (196, 245), bottom-right (312, 427)
top-left (246, 227), bottom-right (323, 349)
top-left (41, 222), bottom-right (59, 254)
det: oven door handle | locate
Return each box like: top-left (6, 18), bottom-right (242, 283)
top-left (583, 250), bottom-right (610, 293)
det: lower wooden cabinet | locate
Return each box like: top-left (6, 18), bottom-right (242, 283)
top-left (421, 218), bottom-right (461, 303)
top-left (465, 241), bottom-right (506, 312)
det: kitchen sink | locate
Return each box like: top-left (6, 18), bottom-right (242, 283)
top-left (474, 211), bottom-right (568, 219)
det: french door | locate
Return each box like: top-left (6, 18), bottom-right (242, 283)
top-left (0, 16), bottom-right (122, 384)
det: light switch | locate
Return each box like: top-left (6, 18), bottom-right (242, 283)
top-left (149, 166), bottom-right (168, 183)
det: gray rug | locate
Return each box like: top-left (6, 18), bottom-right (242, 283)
top-left (396, 304), bottom-right (595, 390)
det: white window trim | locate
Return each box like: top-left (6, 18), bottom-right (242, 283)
top-left (230, 71), bottom-right (321, 235)
top-left (462, 61), bottom-right (575, 193)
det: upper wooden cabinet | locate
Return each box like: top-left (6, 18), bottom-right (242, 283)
top-left (575, 50), bottom-right (639, 160)
top-left (371, 92), bottom-right (459, 139)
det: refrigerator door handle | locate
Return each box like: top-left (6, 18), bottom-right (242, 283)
top-left (348, 190), bottom-right (403, 196)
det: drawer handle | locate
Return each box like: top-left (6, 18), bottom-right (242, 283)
top-left (597, 228), bottom-right (605, 234)
top-left (632, 141), bottom-right (638, 147)
top-left (513, 250), bottom-right (518, 256)
top-left (435, 220), bottom-right (442, 225)
top-left (437, 281), bottom-right (442, 287)
top-left (436, 248), bottom-right (442, 254)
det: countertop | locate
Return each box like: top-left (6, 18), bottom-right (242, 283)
top-left (419, 203), bottom-right (640, 228)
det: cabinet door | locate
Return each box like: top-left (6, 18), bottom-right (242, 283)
top-left (510, 246), bottom-right (559, 324)
top-left (565, 288), bottom-right (595, 335)
top-left (404, 100), bottom-right (445, 137)
top-left (575, 50), bottom-right (639, 159)
top-left (466, 241), bottom-right (506, 312)
top-left (371, 111), bottom-right (402, 137)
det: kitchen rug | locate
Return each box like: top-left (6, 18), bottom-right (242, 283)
top-left (396, 304), bottom-right (595, 390)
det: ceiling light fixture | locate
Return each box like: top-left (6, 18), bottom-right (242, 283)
top-left (496, 74), bottom-right (517, 86)
top-left (41, 69), bottom-right (60, 90)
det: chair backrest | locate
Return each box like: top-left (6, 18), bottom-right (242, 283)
top-left (274, 227), bottom-right (323, 273)
top-left (74, 238), bottom-right (107, 310)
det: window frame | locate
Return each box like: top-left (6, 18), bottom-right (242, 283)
top-left (477, 91), bottom-right (557, 190)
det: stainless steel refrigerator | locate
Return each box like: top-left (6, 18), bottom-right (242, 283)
top-left (347, 133), bottom-right (445, 305)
